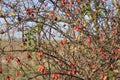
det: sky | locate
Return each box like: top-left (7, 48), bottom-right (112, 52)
top-left (0, 0), bottom-right (116, 39)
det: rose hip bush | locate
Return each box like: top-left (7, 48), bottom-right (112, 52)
top-left (0, 0), bottom-right (120, 80)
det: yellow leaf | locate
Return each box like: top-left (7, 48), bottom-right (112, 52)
top-left (74, 36), bottom-right (78, 41)
top-left (103, 76), bottom-right (107, 80)
top-left (80, 33), bottom-right (84, 37)
top-left (10, 12), bottom-right (15, 16)
top-left (4, 22), bottom-right (9, 25)
top-left (32, 52), bottom-right (36, 55)
top-left (70, 45), bottom-right (74, 50)
top-left (22, 45), bottom-right (27, 49)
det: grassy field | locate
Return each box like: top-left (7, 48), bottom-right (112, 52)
top-left (0, 40), bottom-right (63, 80)
top-left (0, 40), bottom-right (120, 80)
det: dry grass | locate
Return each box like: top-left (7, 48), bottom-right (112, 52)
top-left (0, 40), bottom-right (23, 51)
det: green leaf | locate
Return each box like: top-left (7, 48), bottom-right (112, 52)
top-left (66, 29), bottom-right (70, 34)
top-left (0, 10), bottom-right (2, 14)
top-left (108, 71), bottom-right (114, 77)
top-left (37, 23), bottom-right (43, 27)
top-left (38, 17), bottom-right (44, 21)
top-left (85, 3), bottom-right (91, 11)
top-left (117, 59), bottom-right (120, 63)
top-left (87, 12), bottom-right (92, 18)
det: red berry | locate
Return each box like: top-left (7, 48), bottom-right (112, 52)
top-left (37, 52), bottom-right (43, 57)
